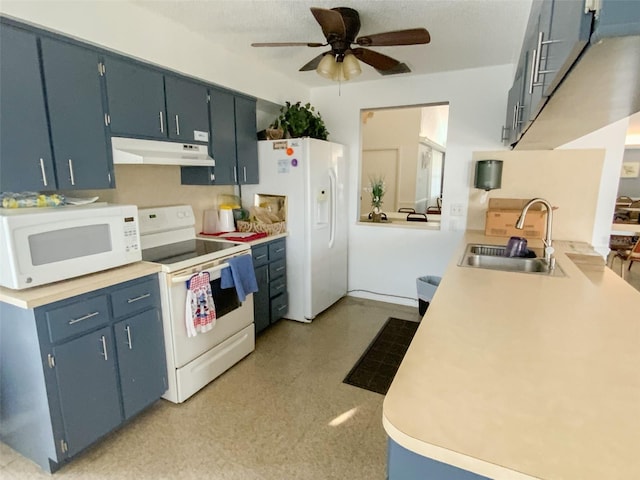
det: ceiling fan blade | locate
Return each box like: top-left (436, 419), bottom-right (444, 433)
top-left (352, 48), bottom-right (400, 71)
top-left (356, 28), bottom-right (431, 47)
top-left (310, 7), bottom-right (346, 40)
top-left (299, 53), bottom-right (328, 71)
top-left (251, 42), bottom-right (325, 47)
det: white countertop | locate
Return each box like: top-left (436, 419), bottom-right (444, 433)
top-left (383, 231), bottom-right (640, 480)
top-left (0, 262), bottom-right (162, 309)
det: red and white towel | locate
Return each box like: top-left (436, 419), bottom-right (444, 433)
top-left (185, 272), bottom-right (216, 337)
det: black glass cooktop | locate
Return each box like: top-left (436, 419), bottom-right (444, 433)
top-left (142, 239), bottom-right (238, 265)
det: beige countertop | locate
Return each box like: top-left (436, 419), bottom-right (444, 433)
top-left (383, 231), bottom-right (640, 480)
top-left (0, 262), bottom-right (162, 309)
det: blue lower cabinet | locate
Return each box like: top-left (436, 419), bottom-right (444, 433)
top-left (252, 238), bottom-right (288, 334)
top-left (0, 274), bottom-right (166, 472)
top-left (388, 438), bottom-right (491, 480)
top-left (52, 327), bottom-right (122, 458)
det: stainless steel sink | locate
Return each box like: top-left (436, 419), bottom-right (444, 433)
top-left (459, 244), bottom-right (565, 277)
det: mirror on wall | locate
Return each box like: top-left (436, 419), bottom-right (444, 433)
top-left (359, 103), bottom-right (449, 225)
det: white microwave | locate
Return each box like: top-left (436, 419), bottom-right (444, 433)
top-left (0, 203), bottom-right (141, 290)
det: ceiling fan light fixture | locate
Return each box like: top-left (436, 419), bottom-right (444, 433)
top-left (331, 63), bottom-right (347, 82)
top-left (316, 54), bottom-right (338, 79)
top-left (342, 53), bottom-right (361, 80)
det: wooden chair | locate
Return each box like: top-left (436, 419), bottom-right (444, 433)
top-left (612, 237), bottom-right (640, 278)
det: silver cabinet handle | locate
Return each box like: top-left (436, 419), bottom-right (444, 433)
top-left (275, 248), bottom-right (285, 253)
top-left (210, 172), bottom-right (215, 182)
top-left (68, 159), bottom-right (76, 186)
top-left (159, 111), bottom-right (164, 133)
top-left (68, 311), bottom-right (99, 325)
top-left (530, 31), bottom-right (561, 92)
top-left (39, 158), bottom-right (48, 187)
top-left (528, 47), bottom-right (538, 95)
top-left (127, 293), bottom-right (150, 304)
top-left (233, 166), bottom-right (238, 183)
top-left (532, 31), bottom-right (543, 87)
top-left (277, 305), bottom-right (287, 312)
top-left (100, 335), bottom-right (108, 361)
top-left (275, 284), bottom-right (285, 291)
top-left (175, 115), bottom-right (180, 136)
top-left (255, 254), bottom-right (267, 260)
top-left (275, 266), bottom-right (285, 273)
top-left (243, 166), bottom-right (247, 182)
top-left (125, 325), bottom-right (133, 350)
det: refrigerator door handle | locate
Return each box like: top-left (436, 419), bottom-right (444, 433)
top-left (328, 169), bottom-right (337, 249)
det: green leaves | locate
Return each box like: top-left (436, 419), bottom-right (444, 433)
top-left (369, 175), bottom-right (385, 208)
top-left (270, 101), bottom-right (329, 140)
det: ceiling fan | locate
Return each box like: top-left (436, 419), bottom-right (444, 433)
top-left (251, 7), bottom-right (431, 81)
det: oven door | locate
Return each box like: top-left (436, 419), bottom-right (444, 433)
top-left (165, 255), bottom-right (254, 369)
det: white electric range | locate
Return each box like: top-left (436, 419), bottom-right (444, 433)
top-left (139, 205), bottom-right (254, 403)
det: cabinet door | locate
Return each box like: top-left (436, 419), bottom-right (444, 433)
top-left (540, 0), bottom-right (592, 97)
top-left (52, 326), bottom-right (121, 458)
top-left (253, 264), bottom-right (270, 334)
top-left (114, 309), bottom-right (167, 419)
top-left (235, 96), bottom-right (259, 185)
top-left (40, 38), bottom-right (114, 190)
top-left (209, 88), bottom-right (237, 185)
top-left (164, 76), bottom-right (209, 143)
top-left (0, 24), bottom-right (55, 192)
top-left (104, 57), bottom-right (167, 139)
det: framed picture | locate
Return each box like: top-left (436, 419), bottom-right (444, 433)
top-left (620, 162), bottom-right (640, 178)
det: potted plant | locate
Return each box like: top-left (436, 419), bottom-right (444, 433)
top-left (369, 175), bottom-right (385, 222)
top-left (271, 101), bottom-right (329, 140)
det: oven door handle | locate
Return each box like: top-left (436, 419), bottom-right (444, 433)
top-left (171, 262), bottom-right (230, 284)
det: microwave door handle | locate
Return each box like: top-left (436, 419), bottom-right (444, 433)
top-left (171, 262), bottom-right (230, 284)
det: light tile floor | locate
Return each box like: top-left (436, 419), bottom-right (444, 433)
top-left (0, 297), bottom-right (421, 479)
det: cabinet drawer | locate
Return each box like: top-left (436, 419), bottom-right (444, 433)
top-left (270, 292), bottom-right (288, 323)
top-left (269, 276), bottom-right (287, 298)
top-left (269, 258), bottom-right (286, 279)
top-left (46, 295), bottom-right (110, 343)
top-left (252, 245), bottom-right (269, 267)
top-left (110, 277), bottom-right (158, 319)
top-left (268, 239), bottom-right (286, 261)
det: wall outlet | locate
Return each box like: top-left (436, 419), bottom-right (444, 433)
top-left (450, 204), bottom-right (464, 216)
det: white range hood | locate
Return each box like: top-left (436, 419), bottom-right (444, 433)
top-left (111, 137), bottom-right (214, 167)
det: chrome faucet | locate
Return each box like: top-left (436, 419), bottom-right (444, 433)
top-left (515, 198), bottom-right (555, 269)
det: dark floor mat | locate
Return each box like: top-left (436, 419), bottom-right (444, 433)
top-left (343, 317), bottom-right (420, 395)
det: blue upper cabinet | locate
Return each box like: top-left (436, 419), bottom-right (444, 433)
top-left (40, 38), bottom-right (114, 189)
top-left (235, 96), bottom-right (259, 185)
top-left (504, 0), bottom-right (640, 148)
top-left (208, 87), bottom-right (237, 184)
top-left (533, 0), bottom-right (592, 99)
top-left (0, 24), bottom-right (55, 192)
top-left (105, 58), bottom-right (209, 144)
top-left (104, 57), bottom-right (167, 140)
top-left (164, 75), bottom-right (209, 143)
top-left (181, 88), bottom-right (258, 186)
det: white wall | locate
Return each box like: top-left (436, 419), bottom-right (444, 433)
top-left (0, 1), bottom-right (308, 105)
top-left (559, 117), bottom-right (630, 255)
top-left (311, 65), bottom-right (512, 306)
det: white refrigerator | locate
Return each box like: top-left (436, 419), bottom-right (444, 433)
top-left (242, 138), bottom-right (347, 322)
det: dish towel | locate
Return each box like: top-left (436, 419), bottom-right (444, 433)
top-left (220, 254), bottom-right (259, 302)
top-left (185, 272), bottom-right (216, 337)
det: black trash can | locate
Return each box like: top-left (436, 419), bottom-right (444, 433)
top-left (416, 275), bottom-right (441, 316)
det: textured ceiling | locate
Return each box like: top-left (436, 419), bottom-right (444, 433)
top-left (132, 0), bottom-right (534, 88)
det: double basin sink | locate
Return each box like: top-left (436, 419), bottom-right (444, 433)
top-left (459, 244), bottom-right (565, 277)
